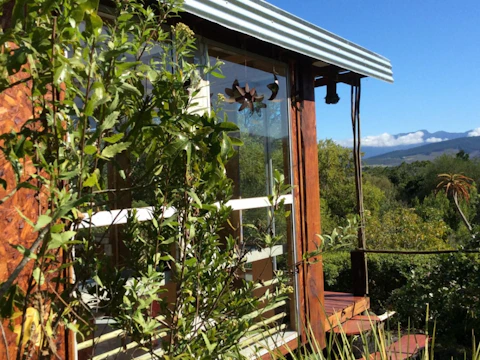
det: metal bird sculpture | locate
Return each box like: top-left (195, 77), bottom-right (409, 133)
top-left (267, 73), bottom-right (279, 101)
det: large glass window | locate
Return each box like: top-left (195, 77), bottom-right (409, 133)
top-left (208, 46), bottom-right (291, 200)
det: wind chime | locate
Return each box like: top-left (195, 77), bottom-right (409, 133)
top-left (224, 66), bottom-right (280, 115)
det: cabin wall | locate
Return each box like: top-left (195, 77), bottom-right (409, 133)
top-left (0, 45), bottom-right (69, 359)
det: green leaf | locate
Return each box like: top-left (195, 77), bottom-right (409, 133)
top-left (188, 191), bottom-right (202, 208)
top-left (219, 121), bottom-right (239, 131)
top-left (32, 268), bottom-right (45, 286)
top-left (34, 215), bottom-right (52, 232)
top-left (50, 224), bottom-right (65, 233)
top-left (17, 182), bottom-right (38, 191)
top-left (101, 142), bottom-right (131, 158)
top-left (92, 275), bottom-right (103, 287)
top-left (229, 137), bottom-right (243, 146)
top-left (54, 61), bottom-right (69, 85)
top-left (85, 82), bottom-right (106, 116)
top-left (86, 12), bottom-right (103, 36)
top-left (164, 136), bottom-right (189, 158)
top-left (119, 82), bottom-right (142, 97)
top-left (0, 285), bottom-right (18, 318)
top-left (220, 132), bottom-right (232, 158)
top-left (210, 71), bottom-right (225, 79)
top-left (11, 244), bottom-right (37, 259)
top-left (66, 322), bottom-right (80, 333)
top-left (48, 231), bottom-right (76, 250)
top-left (201, 332), bottom-right (217, 353)
top-left (84, 145), bottom-right (97, 155)
top-left (103, 132), bottom-right (124, 144)
top-left (83, 173), bottom-right (97, 187)
top-left (100, 111), bottom-right (120, 132)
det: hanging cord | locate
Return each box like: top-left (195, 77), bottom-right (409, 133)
top-left (351, 78), bottom-right (369, 295)
top-left (353, 80), bottom-right (366, 249)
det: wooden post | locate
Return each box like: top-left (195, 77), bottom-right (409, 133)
top-left (351, 250), bottom-right (368, 296)
top-left (290, 59), bottom-right (325, 347)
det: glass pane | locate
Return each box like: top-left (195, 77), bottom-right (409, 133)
top-left (207, 46), bottom-right (291, 198)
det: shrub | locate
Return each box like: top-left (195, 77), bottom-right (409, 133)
top-left (323, 252), bottom-right (427, 313)
top-left (392, 253), bottom-right (480, 347)
top-left (367, 208), bottom-right (451, 250)
top-left (324, 252), bottom-right (480, 347)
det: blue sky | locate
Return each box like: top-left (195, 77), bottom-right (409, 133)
top-left (269, 0), bottom-right (480, 145)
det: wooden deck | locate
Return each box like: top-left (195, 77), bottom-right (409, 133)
top-left (323, 291), bottom-right (370, 332)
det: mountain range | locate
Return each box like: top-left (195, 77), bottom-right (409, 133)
top-left (347, 129), bottom-right (480, 166)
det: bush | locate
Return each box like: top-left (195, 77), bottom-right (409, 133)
top-left (323, 252), bottom-right (480, 347)
top-left (392, 253), bottom-right (480, 347)
top-left (323, 252), bottom-right (426, 313)
top-left (367, 208), bottom-right (451, 250)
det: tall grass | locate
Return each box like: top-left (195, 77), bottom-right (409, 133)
top-left (254, 310), bottom-right (480, 360)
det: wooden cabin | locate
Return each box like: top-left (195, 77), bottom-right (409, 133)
top-left (0, 0), bottom-right (393, 358)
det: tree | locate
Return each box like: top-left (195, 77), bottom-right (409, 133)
top-left (0, 0), bottom-right (291, 357)
top-left (366, 208), bottom-right (450, 250)
top-left (317, 140), bottom-right (386, 233)
top-left (436, 173), bottom-right (474, 232)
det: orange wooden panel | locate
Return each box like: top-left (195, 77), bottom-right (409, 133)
top-left (331, 314), bottom-right (380, 335)
top-left (369, 334), bottom-right (428, 360)
top-left (323, 292), bottom-right (370, 332)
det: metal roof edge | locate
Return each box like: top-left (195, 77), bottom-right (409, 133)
top-left (182, 0), bottom-right (394, 83)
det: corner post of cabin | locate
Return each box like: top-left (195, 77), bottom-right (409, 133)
top-left (291, 58), bottom-right (326, 347)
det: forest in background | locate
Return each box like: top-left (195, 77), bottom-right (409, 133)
top-left (319, 139), bottom-right (480, 250)
top-left (319, 140), bottom-right (480, 354)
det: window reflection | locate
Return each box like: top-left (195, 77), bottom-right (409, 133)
top-left (207, 47), bottom-right (291, 200)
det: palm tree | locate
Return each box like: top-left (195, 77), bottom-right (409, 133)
top-left (436, 173), bottom-right (474, 232)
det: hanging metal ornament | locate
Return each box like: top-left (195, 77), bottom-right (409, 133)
top-left (225, 80), bottom-right (266, 114)
top-left (267, 73), bottom-right (279, 101)
top-left (224, 79), bottom-right (241, 103)
top-left (235, 83), bottom-right (265, 113)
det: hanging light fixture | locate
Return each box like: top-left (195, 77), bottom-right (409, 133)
top-left (325, 78), bottom-right (340, 104)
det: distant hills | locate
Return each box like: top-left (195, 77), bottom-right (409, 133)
top-left (365, 136), bottom-right (480, 166)
top-left (361, 130), bottom-right (470, 158)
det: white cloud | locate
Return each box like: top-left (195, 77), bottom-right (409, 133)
top-left (426, 137), bottom-right (447, 143)
top-left (336, 131), bottom-right (425, 147)
top-left (468, 128), bottom-right (480, 137)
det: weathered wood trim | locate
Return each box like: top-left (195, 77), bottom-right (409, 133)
top-left (290, 59), bottom-right (325, 347)
top-left (290, 59), bottom-right (306, 342)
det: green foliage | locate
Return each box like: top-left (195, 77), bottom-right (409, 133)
top-left (392, 253), bottom-right (480, 347)
top-left (0, 0), bottom-right (291, 357)
top-left (323, 252), bottom-right (427, 313)
top-left (318, 140), bottom-right (386, 233)
top-left (324, 252), bottom-right (480, 348)
top-left (320, 216), bottom-right (358, 251)
top-left (366, 208), bottom-right (450, 250)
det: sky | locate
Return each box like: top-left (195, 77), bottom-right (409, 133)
top-left (269, 0), bottom-right (480, 146)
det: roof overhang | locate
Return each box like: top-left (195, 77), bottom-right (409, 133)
top-left (183, 0), bottom-right (393, 83)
